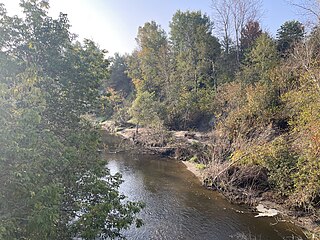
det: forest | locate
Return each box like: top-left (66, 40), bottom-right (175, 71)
top-left (0, 0), bottom-right (319, 239)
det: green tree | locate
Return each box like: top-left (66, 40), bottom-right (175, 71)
top-left (127, 21), bottom-right (171, 99)
top-left (100, 53), bottom-right (134, 122)
top-left (0, 1), bottom-right (143, 239)
top-left (129, 91), bottom-right (162, 129)
top-left (165, 10), bottom-right (221, 129)
top-left (276, 20), bottom-right (305, 57)
top-left (241, 33), bottom-right (279, 84)
top-left (170, 10), bottom-right (220, 90)
top-left (215, 45), bottom-right (238, 84)
top-left (126, 21), bottom-right (172, 129)
top-left (108, 53), bottom-right (134, 98)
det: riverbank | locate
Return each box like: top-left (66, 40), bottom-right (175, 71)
top-left (181, 160), bottom-right (319, 240)
top-left (101, 120), bottom-right (319, 239)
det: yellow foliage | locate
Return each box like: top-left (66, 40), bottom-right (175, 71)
top-left (132, 78), bottom-right (143, 90)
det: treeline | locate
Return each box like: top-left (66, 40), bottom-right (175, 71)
top-left (105, 8), bottom-right (320, 213)
top-left (0, 1), bottom-right (143, 239)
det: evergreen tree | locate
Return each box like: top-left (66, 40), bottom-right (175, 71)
top-left (276, 20), bottom-right (305, 57)
top-left (241, 33), bottom-right (279, 84)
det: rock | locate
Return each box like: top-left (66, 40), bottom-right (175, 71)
top-left (255, 203), bottom-right (278, 217)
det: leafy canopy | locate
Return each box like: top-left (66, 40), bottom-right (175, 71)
top-left (0, 1), bottom-right (143, 239)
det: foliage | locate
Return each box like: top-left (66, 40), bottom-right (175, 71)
top-left (129, 91), bottom-right (163, 128)
top-left (99, 53), bottom-right (135, 122)
top-left (276, 20), bottom-right (305, 57)
top-left (241, 33), bottom-right (279, 84)
top-left (0, 1), bottom-right (143, 239)
top-left (215, 47), bottom-right (239, 84)
top-left (217, 28), bottom-right (319, 209)
top-left (127, 21), bottom-right (170, 98)
top-left (309, 25), bottom-right (320, 58)
top-left (124, 7), bottom-right (319, 216)
top-left (108, 53), bottom-right (134, 98)
top-left (126, 11), bottom-right (221, 130)
top-left (240, 20), bottom-right (262, 57)
top-left (100, 87), bottom-right (130, 122)
top-left (196, 163), bottom-right (206, 170)
top-left (232, 137), bottom-right (298, 196)
top-left (283, 73), bottom-right (320, 209)
top-left (211, 0), bottom-right (262, 64)
top-left (170, 10), bottom-right (221, 90)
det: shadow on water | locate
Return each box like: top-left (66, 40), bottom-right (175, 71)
top-left (103, 133), bottom-right (306, 240)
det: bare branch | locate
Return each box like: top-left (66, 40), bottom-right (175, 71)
top-left (212, 0), bottom-right (262, 62)
top-left (287, 0), bottom-right (320, 24)
top-left (211, 0), bottom-right (232, 52)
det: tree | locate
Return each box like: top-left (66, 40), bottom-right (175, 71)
top-left (107, 53), bottom-right (134, 98)
top-left (170, 10), bottom-right (220, 90)
top-left (127, 11), bottom-right (221, 130)
top-left (212, 0), bottom-right (261, 64)
top-left (127, 21), bottom-right (170, 99)
top-left (276, 20), bottom-right (305, 57)
top-left (129, 91), bottom-right (162, 129)
top-left (0, 1), bottom-right (143, 239)
top-left (240, 20), bottom-right (262, 56)
top-left (211, 0), bottom-right (232, 53)
top-left (241, 33), bottom-right (279, 84)
top-left (288, 0), bottom-right (320, 24)
top-left (231, 0), bottom-right (261, 63)
top-left (126, 21), bottom-right (171, 129)
top-left (167, 10), bottom-right (221, 128)
top-left (215, 46), bottom-right (239, 84)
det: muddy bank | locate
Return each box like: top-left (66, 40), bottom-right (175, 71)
top-left (101, 121), bottom-right (319, 239)
top-left (101, 120), bottom-right (210, 157)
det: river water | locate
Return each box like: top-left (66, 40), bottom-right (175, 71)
top-left (103, 133), bottom-right (306, 240)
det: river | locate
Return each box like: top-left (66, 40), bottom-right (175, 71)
top-left (103, 133), bottom-right (306, 240)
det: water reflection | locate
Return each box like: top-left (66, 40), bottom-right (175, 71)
top-left (103, 134), bottom-right (306, 240)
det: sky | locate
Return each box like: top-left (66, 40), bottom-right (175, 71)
top-left (0, 0), bottom-right (306, 56)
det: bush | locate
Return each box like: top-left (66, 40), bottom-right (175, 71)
top-left (196, 163), bottom-right (206, 170)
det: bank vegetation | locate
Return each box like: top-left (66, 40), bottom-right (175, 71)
top-left (101, 2), bottom-right (320, 238)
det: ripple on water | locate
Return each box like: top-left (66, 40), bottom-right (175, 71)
top-left (104, 146), bottom-right (306, 240)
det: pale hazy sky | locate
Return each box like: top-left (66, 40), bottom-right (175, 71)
top-left (1, 0), bottom-right (305, 56)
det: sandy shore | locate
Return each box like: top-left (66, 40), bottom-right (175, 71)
top-left (180, 160), bottom-right (205, 181)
